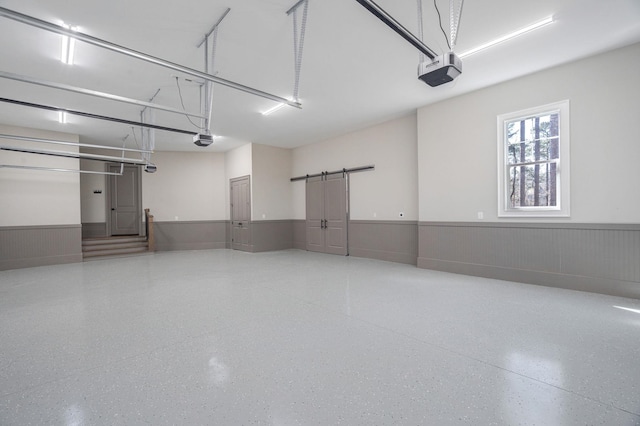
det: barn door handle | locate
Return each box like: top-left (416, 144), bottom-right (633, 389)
top-left (238, 222), bottom-right (243, 226)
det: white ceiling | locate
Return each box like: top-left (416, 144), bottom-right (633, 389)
top-left (0, 0), bottom-right (639, 152)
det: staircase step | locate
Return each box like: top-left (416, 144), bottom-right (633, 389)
top-left (83, 246), bottom-right (149, 259)
top-left (82, 236), bottom-right (147, 247)
top-left (82, 241), bottom-right (148, 252)
top-left (81, 236), bottom-right (149, 260)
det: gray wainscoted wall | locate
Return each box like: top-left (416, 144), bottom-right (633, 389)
top-left (0, 225), bottom-right (83, 270)
top-left (153, 221), bottom-right (227, 252)
top-left (291, 219), bottom-right (418, 264)
top-left (81, 222), bottom-right (107, 239)
top-left (292, 220), bottom-right (306, 250)
top-left (418, 222), bottom-right (640, 299)
top-left (250, 220), bottom-right (294, 252)
top-left (349, 220), bottom-right (418, 265)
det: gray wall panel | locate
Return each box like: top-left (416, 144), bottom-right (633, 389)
top-left (154, 221), bottom-right (227, 251)
top-left (349, 221), bottom-right (418, 265)
top-left (81, 222), bottom-right (107, 239)
top-left (0, 225), bottom-right (82, 270)
top-left (250, 220), bottom-right (294, 252)
top-left (418, 222), bottom-right (640, 299)
top-left (558, 228), bottom-right (640, 283)
top-left (292, 220), bottom-right (306, 250)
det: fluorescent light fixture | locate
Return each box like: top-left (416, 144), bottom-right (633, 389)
top-left (614, 305), bottom-right (640, 315)
top-left (262, 98), bottom-right (297, 116)
top-left (262, 103), bottom-right (286, 116)
top-left (459, 16), bottom-right (553, 58)
top-left (58, 111), bottom-right (67, 123)
top-left (60, 24), bottom-right (77, 64)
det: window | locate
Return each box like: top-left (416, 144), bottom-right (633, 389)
top-left (497, 100), bottom-right (570, 217)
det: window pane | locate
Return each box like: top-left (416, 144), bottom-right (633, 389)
top-left (506, 112), bottom-right (560, 165)
top-left (507, 164), bottom-right (556, 208)
top-left (507, 138), bottom-right (558, 164)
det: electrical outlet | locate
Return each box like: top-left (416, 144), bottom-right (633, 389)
top-left (477, 211), bottom-right (484, 220)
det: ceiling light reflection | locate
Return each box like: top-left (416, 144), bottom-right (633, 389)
top-left (614, 305), bottom-right (640, 315)
top-left (60, 23), bottom-right (78, 65)
top-left (459, 16), bottom-right (554, 58)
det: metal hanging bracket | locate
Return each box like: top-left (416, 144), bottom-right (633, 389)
top-left (197, 8), bottom-right (231, 48)
top-left (0, 70), bottom-right (206, 119)
top-left (0, 97), bottom-right (197, 136)
top-left (0, 164), bottom-right (124, 176)
top-left (291, 165), bottom-right (375, 182)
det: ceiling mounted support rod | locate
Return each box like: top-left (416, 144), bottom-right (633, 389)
top-left (449, 0), bottom-right (464, 50)
top-left (286, 0), bottom-right (307, 15)
top-left (0, 97), bottom-right (198, 136)
top-left (0, 145), bottom-right (147, 165)
top-left (0, 70), bottom-right (206, 119)
top-left (290, 165), bottom-right (375, 182)
top-left (139, 88), bottom-right (163, 115)
top-left (0, 133), bottom-right (152, 154)
top-left (0, 164), bottom-right (123, 176)
top-left (0, 6), bottom-right (301, 109)
top-left (289, 0), bottom-right (309, 103)
top-left (198, 9), bottom-right (230, 134)
top-left (354, 0), bottom-right (437, 59)
top-left (197, 8), bottom-right (231, 48)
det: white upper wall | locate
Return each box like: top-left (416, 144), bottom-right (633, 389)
top-left (418, 42), bottom-right (640, 223)
top-left (79, 158), bottom-right (106, 223)
top-left (252, 144), bottom-right (292, 221)
top-left (292, 114), bottom-right (418, 221)
top-left (0, 125), bottom-right (80, 226)
top-left (142, 151), bottom-right (226, 222)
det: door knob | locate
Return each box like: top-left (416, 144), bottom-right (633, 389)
top-left (111, 208), bottom-right (116, 211)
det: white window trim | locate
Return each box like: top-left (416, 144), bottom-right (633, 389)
top-left (497, 100), bottom-right (570, 218)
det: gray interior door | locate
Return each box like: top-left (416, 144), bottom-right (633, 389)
top-left (230, 176), bottom-right (251, 251)
top-left (324, 174), bottom-right (347, 255)
top-left (109, 164), bottom-right (140, 236)
top-left (305, 176), bottom-right (325, 253)
top-left (305, 173), bottom-right (347, 255)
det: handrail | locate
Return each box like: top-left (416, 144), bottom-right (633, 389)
top-left (144, 208), bottom-right (155, 252)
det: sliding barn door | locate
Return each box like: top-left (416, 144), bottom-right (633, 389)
top-left (305, 173), bottom-right (347, 255)
top-left (306, 176), bottom-right (325, 253)
top-left (324, 174), bottom-right (347, 255)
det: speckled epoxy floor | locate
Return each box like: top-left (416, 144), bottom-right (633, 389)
top-left (1, 249), bottom-right (639, 425)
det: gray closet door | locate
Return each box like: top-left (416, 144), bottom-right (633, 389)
top-left (324, 174), bottom-right (347, 255)
top-left (109, 164), bottom-right (140, 236)
top-left (305, 176), bottom-right (325, 253)
top-left (305, 174), bottom-right (347, 255)
top-left (230, 176), bottom-right (251, 251)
